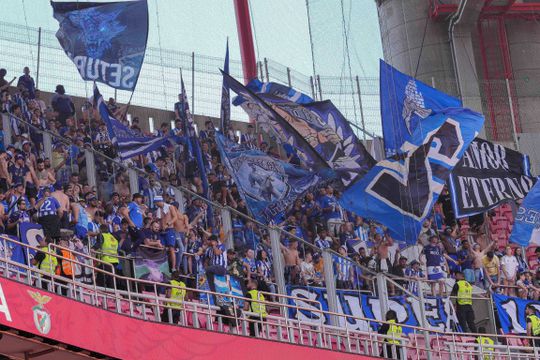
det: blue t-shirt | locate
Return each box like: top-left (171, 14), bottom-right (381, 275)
top-left (319, 195), bottom-right (340, 220)
top-left (457, 249), bottom-right (473, 270)
top-left (38, 196), bottom-right (60, 217)
top-left (128, 202), bottom-right (144, 228)
top-left (423, 244), bottom-right (444, 267)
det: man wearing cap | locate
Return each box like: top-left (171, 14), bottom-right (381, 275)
top-left (6, 182), bottom-right (29, 215)
top-left (35, 186), bottom-right (62, 240)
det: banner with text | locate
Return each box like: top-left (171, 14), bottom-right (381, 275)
top-left (449, 138), bottom-right (535, 218)
top-left (493, 293), bottom-right (540, 334)
top-left (287, 286), bottom-right (459, 333)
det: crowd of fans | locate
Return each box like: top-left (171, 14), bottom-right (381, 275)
top-left (1, 65), bottom-right (539, 308)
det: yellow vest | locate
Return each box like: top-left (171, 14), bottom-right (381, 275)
top-left (101, 233), bottom-right (119, 264)
top-left (248, 289), bottom-right (268, 318)
top-left (39, 246), bottom-right (58, 274)
top-left (167, 280), bottom-right (186, 309)
top-left (387, 319), bottom-right (402, 345)
top-left (475, 336), bottom-right (494, 360)
top-left (457, 280), bottom-right (473, 305)
top-left (528, 314), bottom-right (540, 336)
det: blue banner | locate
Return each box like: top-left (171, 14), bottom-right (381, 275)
top-left (19, 222), bottom-right (45, 261)
top-left (220, 40), bottom-right (231, 132)
top-left (509, 180), bottom-right (540, 247)
top-left (197, 274), bottom-right (245, 307)
top-left (287, 286), bottom-right (459, 333)
top-left (216, 134), bottom-right (321, 224)
top-left (340, 108), bottom-right (484, 244)
top-left (258, 95), bottom-right (375, 188)
top-left (0, 235), bottom-right (28, 272)
top-left (380, 60), bottom-right (462, 156)
top-left (51, 0), bottom-right (148, 91)
top-left (493, 293), bottom-right (540, 334)
top-left (94, 85), bottom-right (170, 160)
top-left (238, 78), bottom-right (314, 105)
top-left (224, 71), bottom-right (329, 171)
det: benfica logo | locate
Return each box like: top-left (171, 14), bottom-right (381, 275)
top-left (27, 291), bottom-right (52, 335)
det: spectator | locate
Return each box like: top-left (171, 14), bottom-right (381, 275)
top-left (482, 250), bottom-right (500, 291)
top-left (204, 234), bottom-right (227, 276)
top-left (280, 238), bottom-right (301, 285)
top-left (0, 68), bottom-right (17, 92)
top-left (17, 67), bottom-right (35, 99)
top-left (51, 85), bottom-right (75, 126)
top-left (35, 186), bottom-right (62, 240)
top-left (300, 251), bottom-right (322, 286)
top-left (320, 186), bottom-right (342, 237)
top-left (514, 247), bottom-right (529, 274)
top-left (501, 245), bottom-right (519, 296)
top-left (335, 245), bottom-right (353, 289)
top-left (404, 260), bottom-right (425, 295)
top-left (423, 235), bottom-right (457, 296)
top-left (457, 240), bottom-right (475, 284)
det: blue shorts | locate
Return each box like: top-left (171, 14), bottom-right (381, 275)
top-left (161, 228), bottom-right (176, 247)
top-left (75, 225), bottom-right (88, 238)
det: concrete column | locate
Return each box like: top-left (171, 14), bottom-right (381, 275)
top-left (220, 207), bottom-right (234, 250)
top-left (322, 250), bottom-right (339, 326)
top-left (269, 228), bottom-right (286, 300)
top-left (42, 132), bottom-right (52, 162)
top-left (84, 149), bottom-right (97, 191)
top-left (128, 168), bottom-right (139, 195)
top-left (2, 114), bottom-right (11, 149)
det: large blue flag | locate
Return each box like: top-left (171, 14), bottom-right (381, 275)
top-left (94, 85), bottom-right (170, 160)
top-left (216, 134), bottom-right (320, 224)
top-left (257, 95), bottom-right (375, 187)
top-left (51, 0), bottom-right (148, 91)
top-left (220, 40), bottom-right (231, 132)
top-left (223, 71), bottom-right (329, 172)
top-left (380, 60), bottom-right (462, 156)
top-left (238, 78), bottom-right (314, 105)
top-left (340, 108), bottom-right (484, 244)
top-left (509, 180), bottom-right (540, 247)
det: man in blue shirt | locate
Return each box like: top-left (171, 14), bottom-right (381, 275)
top-left (319, 186), bottom-right (342, 237)
top-left (17, 67), bottom-right (35, 99)
top-left (423, 235), bottom-right (457, 296)
top-left (121, 193), bottom-right (146, 229)
top-left (205, 235), bottom-right (227, 276)
top-left (457, 240), bottom-right (475, 284)
top-left (36, 186), bottom-right (62, 240)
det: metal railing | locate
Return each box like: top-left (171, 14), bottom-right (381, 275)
top-left (1, 234), bottom-right (540, 359)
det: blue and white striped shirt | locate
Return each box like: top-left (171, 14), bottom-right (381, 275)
top-left (335, 257), bottom-right (351, 281)
top-left (256, 259), bottom-right (273, 279)
top-left (354, 225), bottom-right (369, 243)
top-left (206, 244), bottom-right (227, 268)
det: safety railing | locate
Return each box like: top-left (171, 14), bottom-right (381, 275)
top-left (2, 234), bottom-right (540, 359)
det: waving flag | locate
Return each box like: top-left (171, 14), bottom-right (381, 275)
top-left (509, 181), bottom-right (540, 247)
top-left (223, 72), bottom-right (329, 172)
top-left (238, 78), bottom-right (314, 105)
top-left (380, 60), bottom-right (462, 156)
top-left (94, 85), bottom-right (170, 160)
top-left (340, 108), bottom-right (484, 244)
top-left (220, 40), bottom-right (231, 132)
top-left (51, 0), bottom-right (148, 91)
top-left (216, 134), bottom-right (320, 224)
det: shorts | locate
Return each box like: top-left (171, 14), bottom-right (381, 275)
top-left (75, 224), bottom-right (88, 238)
top-left (161, 228), bottom-right (176, 247)
top-left (427, 266), bottom-right (447, 281)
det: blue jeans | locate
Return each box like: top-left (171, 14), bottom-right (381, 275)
top-left (463, 268), bottom-right (475, 283)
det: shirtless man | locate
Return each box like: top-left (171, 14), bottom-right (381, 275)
top-left (170, 203), bottom-right (190, 272)
top-left (280, 238), bottom-right (301, 285)
top-left (51, 183), bottom-right (70, 229)
top-left (471, 240), bottom-right (496, 289)
top-left (155, 196), bottom-right (178, 270)
top-left (35, 159), bottom-right (55, 187)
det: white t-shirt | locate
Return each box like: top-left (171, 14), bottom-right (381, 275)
top-left (501, 255), bottom-right (519, 279)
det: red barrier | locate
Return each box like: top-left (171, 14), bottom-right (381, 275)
top-left (0, 278), bottom-right (374, 359)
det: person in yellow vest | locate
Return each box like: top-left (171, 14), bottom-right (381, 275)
top-left (525, 304), bottom-right (540, 348)
top-left (245, 279), bottom-right (268, 337)
top-left (475, 326), bottom-right (495, 360)
top-left (162, 271), bottom-right (187, 324)
top-left (378, 309), bottom-right (402, 359)
top-left (451, 271), bottom-right (477, 333)
top-left (93, 224), bottom-right (122, 289)
top-left (31, 236), bottom-right (58, 291)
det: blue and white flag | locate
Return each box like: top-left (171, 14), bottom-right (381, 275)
top-left (236, 78), bottom-right (314, 105)
top-left (380, 60), bottom-right (462, 156)
top-left (51, 0), bottom-right (148, 91)
top-left (340, 108), bottom-right (484, 244)
top-left (220, 40), bottom-right (231, 132)
top-left (19, 222), bottom-right (45, 261)
top-left (94, 85), bottom-right (170, 160)
top-left (223, 71), bottom-right (329, 172)
top-left (216, 134), bottom-right (320, 224)
top-left (493, 293), bottom-right (540, 334)
top-left (257, 95), bottom-right (374, 187)
top-left (509, 180), bottom-right (540, 247)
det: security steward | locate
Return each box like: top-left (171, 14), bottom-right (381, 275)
top-left (475, 327), bottom-right (494, 360)
top-left (162, 271), bottom-right (186, 324)
top-left (525, 304), bottom-right (540, 348)
top-left (55, 234), bottom-right (77, 295)
top-left (378, 309), bottom-right (402, 359)
top-left (451, 271), bottom-right (477, 333)
top-left (245, 279), bottom-right (268, 337)
top-left (93, 224), bottom-right (122, 289)
top-left (32, 236), bottom-right (58, 291)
